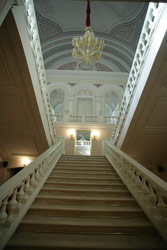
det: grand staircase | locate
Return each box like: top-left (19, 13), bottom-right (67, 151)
top-left (6, 155), bottom-right (166, 249)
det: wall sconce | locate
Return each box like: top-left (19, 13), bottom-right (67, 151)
top-left (68, 129), bottom-right (76, 139)
top-left (22, 157), bottom-right (31, 167)
top-left (91, 130), bottom-right (99, 140)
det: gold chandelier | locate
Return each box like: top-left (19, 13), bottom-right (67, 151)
top-left (72, 0), bottom-right (104, 67)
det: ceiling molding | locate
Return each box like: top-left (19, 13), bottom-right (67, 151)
top-left (46, 70), bottom-right (129, 85)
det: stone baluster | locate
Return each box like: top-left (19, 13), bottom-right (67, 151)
top-left (147, 181), bottom-right (157, 204)
top-left (7, 188), bottom-right (18, 223)
top-left (156, 190), bottom-right (167, 219)
top-left (45, 158), bottom-right (50, 171)
top-left (137, 173), bottom-right (144, 188)
top-left (30, 171), bottom-right (37, 188)
top-left (38, 164), bottom-right (43, 177)
top-left (24, 176), bottom-right (32, 195)
top-left (17, 182), bottom-right (27, 204)
top-left (35, 168), bottom-right (41, 183)
top-left (0, 196), bottom-right (9, 226)
top-left (131, 169), bottom-right (138, 186)
top-left (124, 161), bottom-right (132, 178)
top-left (140, 176), bottom-right (149, 195)
top-left (41, 161), bottom-right (46, 174)
top-left (156, 189), bottom-right (166, 209)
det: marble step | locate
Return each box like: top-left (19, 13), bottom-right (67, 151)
top-left (51, 170), bottom-right (116, 175)
top-left (18, 214), bottom-right (154, 234)
top-left (6, 231), bottom-right (166, 250)
top-left (47, 175), bottom-right (123, 184)
top-left (53, 166), bottom-right (115, 171)
top-left (57, 162), bottom-right (112, 166)
top-left (28, 203), bottom-right (145, 218)
top-left (44, 181), bottom-right (127, 189)
top-left (35, 195), bottom-right (138, 207)
top-left (60, 156), bottom-right (107, 160)
top-left (39, 187), bottom-right (131, 197)
top-left (48, 174), bottom-right (122, 179)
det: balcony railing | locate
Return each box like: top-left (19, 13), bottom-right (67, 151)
top-left (52, 114), bottom-right (118, 124)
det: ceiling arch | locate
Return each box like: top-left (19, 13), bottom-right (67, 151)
top-left (34, 0), bottom-right (148, 72)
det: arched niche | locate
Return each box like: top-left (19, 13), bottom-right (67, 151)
top-left (104, 90), bottom-right (120, 116)
top-left (50, 89), bottom-right (65, 115)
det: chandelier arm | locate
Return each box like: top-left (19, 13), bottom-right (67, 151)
top-left (72, 0), bottom-right (104, 68)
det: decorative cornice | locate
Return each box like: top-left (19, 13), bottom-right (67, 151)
top-left (46, 70), bottom-right (129, 86)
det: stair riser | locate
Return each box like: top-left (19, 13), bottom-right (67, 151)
top-left (52, 168), bottom-right (118, 174)
top-left (44, 183), bottom-right (127, 190)
top-left (53, 167), bottom-right (114, 170)
top-left (57, 163), bottom-right (112, 167)
top-left (28, 208), bottom-right (145, 218)
top-left (46, 177), bottom-right (121, 183)
top-left (6, 232), bottom-right (166, 250)
top-left (40, 190), bottom-right (131, 197)
top-left (6, 155), bottom-right (165, 250)
top-left (19, 223), bottom-right (154, 234)
top-left (35, 198), bottom-right (138, 207)
top-left (50, 173), bottom-right (118, 178)
top-left (59, 158), bottom-right (107, 161)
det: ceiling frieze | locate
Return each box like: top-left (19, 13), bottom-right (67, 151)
top-left (34, 1), bottom-right (148, 72)
top-left (46, 70), bottom-right (129, 86)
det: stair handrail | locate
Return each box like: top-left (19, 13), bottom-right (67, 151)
top-left (19, 0), bottom-right (56, 144)
top-left (0, 138), bottom-right (65, 250)
top-left (102, 139), bottom-right (167, 243)
top-left (112, 2), bottom-right (166, 144)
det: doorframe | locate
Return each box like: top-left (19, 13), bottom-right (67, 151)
top-left (75, 130), bottom-right (92, 156)
top-left (76, 97), bottom-right (94, 115)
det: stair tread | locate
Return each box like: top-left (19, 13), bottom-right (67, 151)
top-left (7, 231), bottom-right (166, 250)
top-left (41, 187), bottom-right (129, 193)
top-left (40, 188), bottom-right (131, 197)
top-left (45, 182), bottom-right (125, 185)
top-left (21, 214), bottom-right (152, 227)
top-left (47, 176), bottom-right (120, 180)
top-left (53, 167), bottom-right (113, 170)
top-left (37, 194), bottom-right (135, 201)
top-left (57, 162), bottom-right (111, 165)
top-left (50, 174), bottom-right (119, 176)
top-left (52, 170), bottom-right (114, 173)
top-left (56, 164), bottom-right (112, 167)
top-left (30, 203), bottom-right (143, 212)
top-left (6, 155), bottom-right (166, 250)
top-left (44, 183), bottom-right (125, 188)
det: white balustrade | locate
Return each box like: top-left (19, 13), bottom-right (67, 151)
top-left (102, 140), bottom-right (167, 243)
top-left (112, 3), bottom-right (166, 144)
top-left (52, 114), bottom-right (117, 124)
top-left (21, 0), bottom-right (56, 143)
top-left (0, 138), bottom-right (64, 250)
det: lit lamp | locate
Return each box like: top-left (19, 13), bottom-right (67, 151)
top-left (68, 129), bottom-right (76, 139)
top-left (92, 130), bottom-right (99, 140)
top-left (72, 0), bottom-right (104, 68)
top-left (22, 158), bottom-right (31, 167)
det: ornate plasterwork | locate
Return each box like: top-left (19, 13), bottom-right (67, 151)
top-left (34, 1), bottom-right (148, 72)
top-left (46, 70), bottom-right (129, 86)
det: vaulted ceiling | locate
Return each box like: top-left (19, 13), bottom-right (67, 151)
top-left (34, 0), bottom-right (148, 72)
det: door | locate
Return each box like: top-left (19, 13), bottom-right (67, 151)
top-left (77, 98), bottom-right (93, 115)
top-left (75, 131), bottom-right (91, 156)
